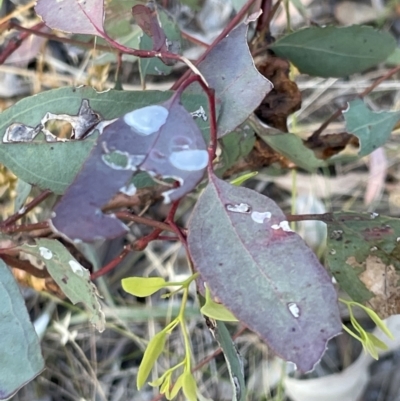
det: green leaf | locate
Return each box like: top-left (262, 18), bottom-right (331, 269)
top-left (258, 132), bottom-right (326, 171)
top-left (230, 171), bottom-right (258, 186)
top-left (168, 374), bottom-right (184, 399)
top-left (353, 303), bottom-right (394, 340)
top-left (139, 10), bottom-right (181, 79)
top-left (326, 212), bottom-right (400, 316)
top-left (344, 99), bottom-right (400, 156)
top-left (0, 259), bottom-right (44, 400)
top-left (217, 125), bottom-right (256, 175)
top-left (182, 372), bottom-right (197, 401)
top-left (201, 286), bottom-right (238, 322)
top-left (367, 333), bottom-right (388, 350)
top-left (269, 26), bottom-right (396, 77)
top-left (214, 321), bottom-right (247, 401)
top-left (0, 87), bottom-right (210, 194)
top-left (386, 47), bottom-right (400, 66)
top-left (19, 238), bottom-right (105, 331)
top-left (122, 277), bottom-right (167, 297)
top-left (137, 330), bottom-right (167, 389)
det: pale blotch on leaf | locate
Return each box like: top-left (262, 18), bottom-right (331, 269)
top-left (397, 237), bottom-right (400, 243)
top-left (370, 246), bottom-right (378, 252)
top-left (370, 212), bottom-right (379, 219)
top-left (251, 211), bottom-right (272, 224)
top-left (169, 149), bottom-right (209, 171)
top-left (191, 105), bottom-right (208, 121)
top-left (226, 203), bottom-right (251, 213)
top-left (68, 260), bottom-right (86, 277)
top-left (329, 249), bottom-right (337, 255)
top-left (39, 247), bottom-right (53, 260)
top-left (123, 105), bottom-right (169, 136)
top-left (271, 220), bottom-right (293, 232)
top-left (287, 302), bottom-right (300, 318)
top-left (119, 183), bottom-right (137, 196)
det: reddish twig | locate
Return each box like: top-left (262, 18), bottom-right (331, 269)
top-left (0, 221), bottom-right (50, 234)
top-left (0, 254), bottom-right (51, 279)
top-left (0, 21), bottom-right (45, 64)
top-left (1, 189), bottom-right (52, 227)
top-left (114, 211), bottom-right (174, 233)
top-left (90, 245), bottom-right (133, 280)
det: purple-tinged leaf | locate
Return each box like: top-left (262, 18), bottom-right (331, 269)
top-left (35, 0), bottom-right (105, 37)
top-left (132, 4), bottom-right (166, 52)
top-left (191, 23), bottom-right (273, 137)
top-left (51, 93), bottom-right (208, 242)
top-left (187, 175), bottom-right (341, 371)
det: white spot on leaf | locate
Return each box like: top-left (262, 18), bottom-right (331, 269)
top-left (68, 260), bottom-right (86, 277)
top-left (287, 302), bottom-right (300, 318)
top-left (169, 149), bottom-right (209, 171)
top-left (271, 221), bottom-right (293, 232)
top-left (39, 247), bottom-right (53, 260)
top-left (226, 203), bottom-right (251, 213)
top-left (123, 105), bottom-right (168, 136)
top-left (119, 183), bottom-right (137, 196)
top-left (370, 212), bottom-right (379, 219)
top-left (251, 211), bottom-right (272, 224)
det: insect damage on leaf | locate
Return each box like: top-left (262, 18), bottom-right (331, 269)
top-left (3, 99), bottom-right (102, 143)
top-left (50, 93), bottom-right (208, 242)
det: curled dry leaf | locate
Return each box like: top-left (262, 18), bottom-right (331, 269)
top-left (255, 54), bottom-right (302, 132)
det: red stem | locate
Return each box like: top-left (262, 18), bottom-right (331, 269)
top-left (1, 189), bottom-right (52, 227)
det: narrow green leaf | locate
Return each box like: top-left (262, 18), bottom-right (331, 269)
top-left (137, 330), bottom-right (167, 389)
top-left (269, 26), bottom-right (396, 77)
top-left (122, 277), bottom-right (167, 297)
top-left (201, 287), bottom-right (238, 322)
top-left (214, 321), bottom-right (246, 401)
top-left (356, 304), bottom-right (394, 340)
top-left (168, 374), bottom-right (184, 399)
top-left (367, 333), bottom-right (388, 350)
top-left (344, 99), bottom-right (400, 156)
top-left (230, 172), bottom-right (258, 186)
top-left (182, 372), bottom-right (197, 401)
top-left (0, 259), bottom-right (45, 400)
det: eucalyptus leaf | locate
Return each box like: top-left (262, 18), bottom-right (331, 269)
top-left (344, 99), bottom-right (400, 156)
top-left (137, 330), bottom-right (167, 389)
top-left (0, 260), bottom-right (44, 400)
top-left (269, 26), bottom-right (396, 77)
top-left (19, 238), bottom-right (105, 331)
top-left (122, 277), bottom-right (167, 297)
top-left (0, 87), bottom-right (210, 194)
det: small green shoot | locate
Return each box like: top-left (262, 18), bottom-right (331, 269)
top-left (201, 286), bottom-right (238, 322)
top-left (230, 171), bottom-right (258, 186)
top-left (122, 274), bottom-right (199, 400)
top-left (340, 299), bottom-right (394, 360)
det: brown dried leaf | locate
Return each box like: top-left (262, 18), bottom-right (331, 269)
top-left (255, 54), bottom-right (302, 132)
